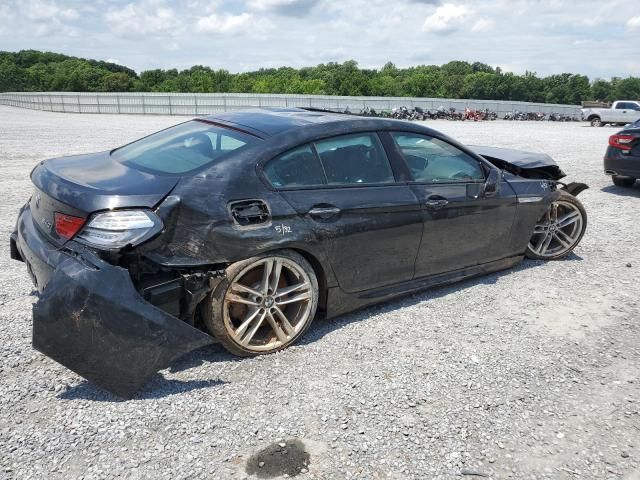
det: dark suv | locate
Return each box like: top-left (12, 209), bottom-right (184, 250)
top-left (605, 118), bottom-right (640, 187)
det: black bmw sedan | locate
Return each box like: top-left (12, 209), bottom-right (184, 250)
top-left (604, 118), bottom-right (640, 187)
top-left (11, 108), bottom-right (588, 397)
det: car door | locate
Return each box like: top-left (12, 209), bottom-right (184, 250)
top-left (386, 131), bottom-right (519, 278)
top-left (615, 102), bottom-right (633, 123)
top-left (262, 132), bottom-right (423, 293)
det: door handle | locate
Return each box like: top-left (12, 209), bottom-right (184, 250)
top-left (308, 206), bottom-right (341, 219)
top-left (424, 198), bottom-right (449, 210)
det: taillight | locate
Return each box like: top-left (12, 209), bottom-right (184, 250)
top-left (54, 213), bottom-right (86, 240)
top-left (609, 134), bottom-right (635, 151)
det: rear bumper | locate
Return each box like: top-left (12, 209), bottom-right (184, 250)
top-left (604, 152), bottom-right (640, 178)
top-left (11, 205), bottom-right (216, 398)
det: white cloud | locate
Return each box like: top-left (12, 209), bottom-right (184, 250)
top-left (628, 16), bottom-right (640, 29)
top-left (248, 0), bottom-right (318, 16)
top-left (471, 17), bottom-right (494, 33)
top-left (422, 3), bottom-right (469, 34)
top-left (196, 13), bottom-right (252, 34)
top-left (104, 2), bottom-right (180, 36)
top-left (22, 0), bottom-right (78, 21)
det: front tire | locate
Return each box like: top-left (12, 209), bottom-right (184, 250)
top-left (203, 250), bottom-right (319, 357)
top-left (612, 175), bottom-right (636, 187)
top-left (525, 191), bottom-right (587, 260)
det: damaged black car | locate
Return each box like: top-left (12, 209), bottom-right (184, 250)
top-left (11, 108), bottom-right (588, 398)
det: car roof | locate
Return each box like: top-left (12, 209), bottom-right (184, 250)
top-left (203, 107), bottom-right (388, 138)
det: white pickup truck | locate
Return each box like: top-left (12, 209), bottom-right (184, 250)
top-left (582, 100), bottom-right (640, 127)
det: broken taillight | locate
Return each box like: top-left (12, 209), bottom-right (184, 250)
top-left (54, 213), bottom-right (86, 240)
top-left (608, 134), bottom-right (635, 151)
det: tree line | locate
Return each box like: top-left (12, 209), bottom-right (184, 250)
top-left (1, 50), bottom-right (639, 105)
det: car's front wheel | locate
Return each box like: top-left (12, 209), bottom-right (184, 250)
top-left (612, 175), bottom-right (636, 187)
top-left (525, 191), bottom-right (587, 260)
top-left (204, 250), bottom-right (318, 356)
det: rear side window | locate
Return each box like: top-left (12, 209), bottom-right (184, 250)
top-left (315, 133), bottom-right (394, 185)
top-left (263, 132), bottom-right (395, 189)
top-left (391, 132), bottom-right (484, 183)
top-left (112, 120), bottom-right (259, 174)
top-left (263, 145), bottom-right (325, 188)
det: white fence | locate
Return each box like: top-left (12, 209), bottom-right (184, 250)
top-left (0, 92), bottom-right (582, 117)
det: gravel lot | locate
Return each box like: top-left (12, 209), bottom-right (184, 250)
top-left (0, 106), bottom-right (639, 480)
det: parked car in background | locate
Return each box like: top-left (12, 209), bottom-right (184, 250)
top-left (604, 118), bottom-right (640, 187)
top-left (582, 101), bottom-right (640, 127)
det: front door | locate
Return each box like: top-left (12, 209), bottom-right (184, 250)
top-left (387, 131), bottom-right (518, 277)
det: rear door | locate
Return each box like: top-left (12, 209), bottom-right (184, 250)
top-left (262, 132), bottom-right (423, 293)
top-left (386, 131), bottom-right (518, 278)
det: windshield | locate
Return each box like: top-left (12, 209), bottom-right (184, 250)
top-left (111, 120), bottom-right (260, 174)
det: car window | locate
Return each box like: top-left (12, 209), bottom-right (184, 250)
top-left (314, 133), bottom-right (394, 185)
top-left (263, 144), bottom-right (326, 188)
top-left (112, 120), bottom-right (259, 174)
top-left (616, 102), bottom-right (632, 110)
top-left (391, 132), bottom-right (485, 183)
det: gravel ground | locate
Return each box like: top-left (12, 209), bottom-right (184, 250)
top-left (0, 106), bottom-right (639, 480)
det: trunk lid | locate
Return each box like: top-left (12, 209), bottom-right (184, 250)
top-left (30, 151), bottom-right (179, 245)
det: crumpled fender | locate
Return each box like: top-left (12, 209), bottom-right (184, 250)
top-left (33, 246), bottom-right (216, 398)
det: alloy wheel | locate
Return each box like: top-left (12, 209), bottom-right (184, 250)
top-left (528, 200), bottom-right (584, 258)
top-left (223, 257), bottom-right (314, 352)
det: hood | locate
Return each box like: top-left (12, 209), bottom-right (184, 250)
top-left (469, 145), bottom-right (566, 180)
top-left (31, 151), bottom-right (179, 213)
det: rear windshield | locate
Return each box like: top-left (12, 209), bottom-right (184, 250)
top-left (111, 120), bottom-right (260, 174)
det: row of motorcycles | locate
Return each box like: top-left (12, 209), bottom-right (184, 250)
top-left (350, 106), bottom-right (498, 121)
top-left (503, 111), bottom-right (579, 122)
top-left (345, 106), bottom-right (578, 122)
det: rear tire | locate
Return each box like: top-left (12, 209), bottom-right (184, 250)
top-left (525, 191), bottom-right (587, 260)
top-left (612, 175), bottom-right (636, 187)
top-left (589, 117), bottom-right (603, 127)
top-left (203, 250), bottom-right (319, 357)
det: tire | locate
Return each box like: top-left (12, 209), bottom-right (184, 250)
top-left (525, 191), bottom-right (587, 260)
top-left (612, 175), bottom-right (636, 187)
top-left (203, 250), bottom-right (319, 357)
top-left (589, 117), bottom-right (603, 127)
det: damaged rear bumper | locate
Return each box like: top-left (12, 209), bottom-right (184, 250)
top-left (12, 206), bottom-right (218, 398)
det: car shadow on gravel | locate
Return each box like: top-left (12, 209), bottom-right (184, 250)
top-left (297, 254), bottom-right (582, 347)
top-left (58, 375), bottom-right (229, 402)
top-left (601, 184), bottom-right (640, 197)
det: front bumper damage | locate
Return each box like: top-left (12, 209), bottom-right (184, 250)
top-left (13, 207), bottom-right (219, 398)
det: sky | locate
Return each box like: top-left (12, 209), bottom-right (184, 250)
top-left (1, 0), bottom-right (639, 78)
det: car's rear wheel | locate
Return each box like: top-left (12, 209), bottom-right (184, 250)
top-left (525, 191), bottom-right (587, 260)
top-left (612, 175), bottom-right (636, 187)
top-left (589, 117), bottom-right (602, 127)
top-left (204, 250), bottom-right (318, 357)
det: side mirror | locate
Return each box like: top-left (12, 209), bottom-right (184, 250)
top-left (483, 168), bottom-right (501, 197)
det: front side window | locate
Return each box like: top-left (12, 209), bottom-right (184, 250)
top-left (391, 132), bottom-right (484, 183)
top-left (314, 133), bottom-right (394, 185)
top-left (112, 120), bottom-right (259, 174)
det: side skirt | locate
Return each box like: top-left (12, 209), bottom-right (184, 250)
top-left (325, 255), bottom-right (524, 319)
